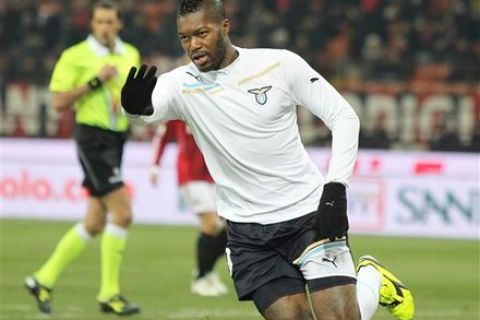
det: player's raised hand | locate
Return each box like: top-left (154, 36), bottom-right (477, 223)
top-left (121, 64), bottom-right (157, 115)
top-left (315, 182), bottom-right (349, 241)
top-left (149, 165), bottom-right (160, 187)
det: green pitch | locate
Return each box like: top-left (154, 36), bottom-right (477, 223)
top-left (1, 219), bottom-right (478, 320)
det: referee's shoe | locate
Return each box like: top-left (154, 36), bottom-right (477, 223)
top-left (24, 276), bottom-right (52, 313)
top-left (99, 294), bottom-right (141, 316)
top-left (358, 256), bottom-right (415, 320)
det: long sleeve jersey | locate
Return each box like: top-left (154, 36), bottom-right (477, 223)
top-left (126, 48), bottom-right (359, 224)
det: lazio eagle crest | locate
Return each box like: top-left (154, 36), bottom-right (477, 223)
top-left (247, 86), bottom-right (272, 105)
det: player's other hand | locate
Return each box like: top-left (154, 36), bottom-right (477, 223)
top-left (316, 182), bottom-right (349, 241)
top-left (149, 166), bottom-right (159, 186)
top-left (121, 64), bottom-right (157, 116)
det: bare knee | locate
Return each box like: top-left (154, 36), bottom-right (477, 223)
top-left (264, 305), bottom-right (313, 320)
top-left (101, 187), bottom-right (133, 228)
top-left (262, 294), bottom-right (313, 320)
top-left (83, 197), bottom-right (107, 236)
top-left (199, 212), bottom-right (222, 235)
top-left (83, 218), bottom-right (106, 236)
top-left (310, 284), bottom-right (361, 320)
top-left (111, 209), bottom-right (133, 227)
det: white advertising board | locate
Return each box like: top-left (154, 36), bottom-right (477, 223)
top-left (1, 138), bottom-right (479, 239)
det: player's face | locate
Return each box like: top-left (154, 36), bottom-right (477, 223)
top-left (91, 8), bottom-right (122, 48)
top-left (177, 10), bottom-right (229, 72)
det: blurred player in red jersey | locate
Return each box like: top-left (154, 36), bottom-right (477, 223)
top-left (150, 120), bottom-right (228, 296)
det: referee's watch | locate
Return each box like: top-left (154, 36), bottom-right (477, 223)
top-left (87, 77), bottom-right (102, 90)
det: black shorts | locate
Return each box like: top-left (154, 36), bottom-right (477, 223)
top-left (75, 124), bottom-right (127, 197)
top-left (226, 211), bottom-right (356, 312)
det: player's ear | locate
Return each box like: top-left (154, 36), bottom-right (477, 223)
top-left (116, 15), bottom-right (124, 32)
top-left (221, 18), bottom-right (230, 36)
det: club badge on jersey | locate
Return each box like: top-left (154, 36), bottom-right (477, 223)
top-left (247, 86), bottom-right (272, 105)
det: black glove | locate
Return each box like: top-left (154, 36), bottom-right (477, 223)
top-left (121, 64), bottom-right (157, 116)
top-left (316, 182), bottom-right (349, 241)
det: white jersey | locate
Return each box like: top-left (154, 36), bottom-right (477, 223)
top-left (126, 48), bottom-right (359, 224)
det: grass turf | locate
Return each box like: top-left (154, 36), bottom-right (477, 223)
top-left (1, 219), bottom-right (478, 320)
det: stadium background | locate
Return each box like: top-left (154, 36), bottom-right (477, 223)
top-left (1, 0), bottom-right (479, 319)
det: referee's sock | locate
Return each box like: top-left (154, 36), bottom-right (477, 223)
top-left (98, 223), bottom-right (128, 301)
top-left (196, 228), bottom-right (227, 279)
top-left (34, 223), bottom-right (92, 288)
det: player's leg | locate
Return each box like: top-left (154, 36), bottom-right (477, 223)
top-left (79, 126), bottom-right (139, 315)
top-left (98, 186), bottom-right (132, 298)
top-left (288, 212), bottom-right (361, 320)
top-left (96, 187), bottom-right (140, 315)
top-left (24, 133), bottom-right (108, 314)
top-left (197, 211), bottom-right (227, 275)
top-left (182, 182), bottom-right (228, 296)
top-left (296, 212), bottom-right (413, 320)
top-left (226, 219), bottom-right (314, 319)
top-left (357, 256), bottom-right (415, 320)
top-left (97, 186), bottom-right (139, 315)
top-left (297, 238), bottom-right (360, 319)
top-left (83, 196), bottom-right (108, 234)
top-left (356, 260), bottom-right (382, 320)
top-left (25, 199), bottom-right (102, 314)
top-left (309, 284), bottom-right (360, 319)
top-left (253, 279), bottom-right (313, 320)
top-left (193, 211), bottom-right (228, 295)
top-left (31, 197), bottom-right (106, 288)
top-left (303, 243), bottom-right (412, 320)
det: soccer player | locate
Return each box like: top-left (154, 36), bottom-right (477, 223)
top-left (121, 0), bottom-right (415, 319)
top-left (24, 1), bottom-right (140, 315)
top-left (149, 120), bottom-right (228, 296)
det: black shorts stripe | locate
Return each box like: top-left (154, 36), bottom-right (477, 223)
top-left (307, 276), bottom-right (357, 293)
top-left (77, 144), bottom-right (101, 191)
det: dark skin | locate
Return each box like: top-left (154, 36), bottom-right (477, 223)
top-left (177, 10), bottom-right (238, 72)
top-left (176, 8), bottom-right (361, 320)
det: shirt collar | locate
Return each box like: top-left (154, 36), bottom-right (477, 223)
top-left (87, 34), bottom-right (124, 57)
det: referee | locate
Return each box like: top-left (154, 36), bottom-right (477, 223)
top-left (25, 1), bottom-right (140, 316)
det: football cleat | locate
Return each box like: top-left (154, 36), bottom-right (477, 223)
top-left (358, 256), bottom-right (415, 320)
top-left (206, 272), bottom-right (228, 295)
top-left (24, 276), bottom-right (52, 314)
top-left (191, 272), bottom-right (227, 297)
top-left (99, 294), bottom-right (140, 316)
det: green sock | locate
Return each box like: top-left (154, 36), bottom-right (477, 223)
top-left (98, 224), bottom-right (128, 301)
top-left (34, 223), bottom-right (92, 288)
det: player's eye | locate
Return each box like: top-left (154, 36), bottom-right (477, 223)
top-left (198, 31), bottom-right (208, 37)
top-left (179, 35), bottom-right (190, 42)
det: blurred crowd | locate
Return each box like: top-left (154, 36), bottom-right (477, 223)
top-left (1, 0), bottom-right (479, 152)
top-left (2, 0), bottom-right (479, 84)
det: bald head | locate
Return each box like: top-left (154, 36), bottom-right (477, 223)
top-left (177, 0), bottom-right (225, 23)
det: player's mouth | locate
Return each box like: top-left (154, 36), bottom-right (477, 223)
top-left (191, 52), bottom-right (210, 67)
